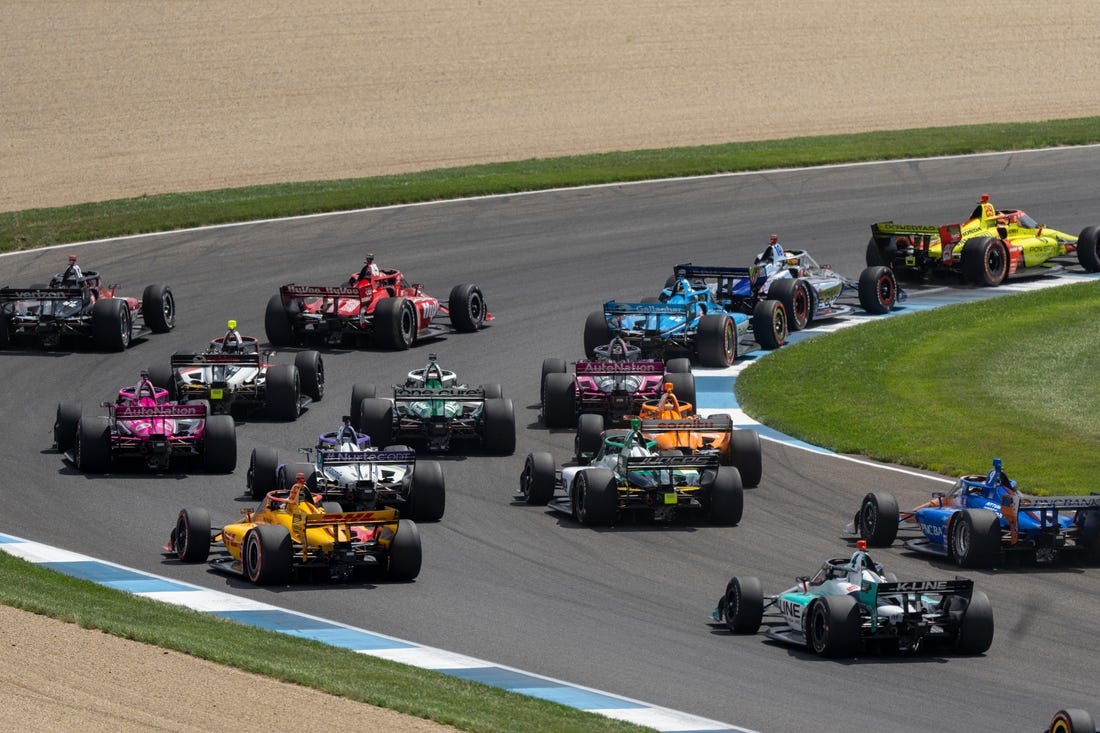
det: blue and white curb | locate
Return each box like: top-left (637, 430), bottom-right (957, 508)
top-left (0, 532), bottom-right (752, 733)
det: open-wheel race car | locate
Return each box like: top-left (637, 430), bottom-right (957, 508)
top-left (573, 382), bottom-right (762, 487)
top-left (151, 320), bottom-right (323, 420)
top-left (847, 458), bottom-right (1100, 568)
top-left (265, 253), bottom-right (491, 349)
top-left (669, 236), bottom-right (901, 333)
top-left (0, 255), bottom-right (175, 351)
top-left (517, 418), bottom-right (743, 526)
top-left (866, 194), bottom-right (1100, 286)
top-left (53, 371), bottom-right (236, 474)
top-left (540, 337), bottom-right (695, 429)
top-left (165, 474), bottom-right (422, 584)
top-left (246, 416), bottom-right (446, 522)
top-left (585, 269), bottom-right (787, 368)
top-left (351, 353), bottom-right (515, 454)
top-left (711, 541), bottom-right (994, 658)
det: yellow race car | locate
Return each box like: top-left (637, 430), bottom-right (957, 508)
top-left (165, 476), bottom-right (421, 584)
top-left (866, 194), bottom-right (1100, 286)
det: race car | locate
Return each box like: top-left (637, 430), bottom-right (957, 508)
top-left (245, 416), bottom-right (446, 522)
top-left (164, 474), bottom-right (421, 584)
top-left (711, 541), bottom-right (994, 658)
top-left (847, 458), bottom-right (1100, 568)
top-left (866, 194), bottom-right (1100, 286)
top-left (151, 320), bottom-right (324, 420)
top-left (669, 236), bottom-right (901, 332)
top-left (53, 371), bottom-right (236, 473)
top-left (0, 255), bottom-right (175, 350)
top-left (539, 337), bottom-right (695, 429)
top-left (517, 418), bottom-right (744, 525)
top-left (352, 353), bottom-right (515, 454)
top-left (264, 253), bottom-right (491, 349)
top-left (584, 271), bottom-right (787, 368)
top-left (570, 381), bottom-right (763, 488)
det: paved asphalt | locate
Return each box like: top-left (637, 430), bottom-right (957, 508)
top-left (2, 147), bottom-right (1099, 732)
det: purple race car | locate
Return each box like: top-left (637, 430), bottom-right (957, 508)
top-left (53, 371), bottom-right (237, 473)
top-left (540, 338), bottom-right (695, 429)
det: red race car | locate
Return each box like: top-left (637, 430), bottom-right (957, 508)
top-left (264, 254), bottom-right (491, 349)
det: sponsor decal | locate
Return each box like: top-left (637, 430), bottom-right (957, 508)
top-left (319, 450), bottom-right (415, 463)
top-left (0, 288), bottom-right (82, 299)
top-left (919, 521), bottom-right (945, 538)
top-left (640, 419), bottom-right (729, 432)
top-left (284, 285), bottom-right (360, 297)
top-left (893, 580), bottom-right (949, 592)
top-left (606, 302), bottom-right (685, 315)
top-left (779, 597), bottom-right (805, 621)
top-left (576, 361), bottom-right (665, 375)
top-left (116, 404), bottom-right (205, 418)
top-left (416, 299), bottom-right (439, 321)
top-left (395, 387), bottom-right (483, 398)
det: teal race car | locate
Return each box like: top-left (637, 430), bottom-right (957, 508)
top-left (711, 542), bottom-right (993, 658)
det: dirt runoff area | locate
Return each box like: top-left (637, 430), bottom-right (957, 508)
top-left (3, 1), bottom-right (1100, 213)
top-left (2, 2), bottom-right (1099, 731)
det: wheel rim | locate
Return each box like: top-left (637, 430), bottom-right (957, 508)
top-left (722, 319), bottom-right (735, 363)
top-left (810, 606), bottom-right (827, 652)
top-left (860, 500), bottom-right (877, 539)
top-left (954, 520), bottom-right (970, 558)
top-left (175, 515), bottom-right (188, 556)
top-left (794, 286), bottom-right (810, 327)
top-left (400, 304), bottom-right (416, 345)
top-left (727, 585), bottom-right (741, 626)
top-left (574, 480), bottom-right (587, 522)
top-left (162, 291), bottom-right (176, 328)
top-left (773, 306), bottom-right (787, 341)
top-left (877, 276), bottom-right (894, 306)
top-left (245, 534), bottom-right (260, 581)
top-left (74, 433), bottom-right (83, 468)
top-left (521, 460), bottom-right (532, 501)
top-left (120, 307), bottom-right (132, 348)
top-left (468, 291), bottom-right (484, 324)
top-left (987, 243), bottom-right (1006, 278)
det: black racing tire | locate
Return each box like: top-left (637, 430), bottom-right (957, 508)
top-left (865, 237), bottom-right (888, 267)
top-left (374, 296), bottom-right (417, 350)
top-left (949, 509), bottom-right (1001, 568)
top-left (408, 460), bottom-right (446, 521)
top-left (807, 595), bottom-right (861, 658)
top-left (358, 398), bottom-right (394, 447)
top-left (147, 362), bottom-right (177, 400)
top-left (575, 413), bottom-right (605, 462)
top-left (520, 451), bottom-right (556, 505)
top-left (243, 525), bottom-right (293, 586)
top-left (0, 312), bottom-right (9, 349)
top-left (1076, 225), bottom-right (1100, 273)
top-left (1048, 709), bottom-right (1096, 733)
top-left (583, 310), bottom-right (610, 358)
top-left (857, 265), bottom-right (898, 314)
top-left (173, 507), bottom-right (211, 563)
top-left (961, 236), bottom-right (1009, 286)
top-left (664, 357), bottom-right (691, 374)
top-left (53, 401), bottom-right (82, 452)
top-left (768, 278), bottom-right (813, 331)
top-left (448, 283), bottom-right (487, 332)
top-left (74, 416), bottom-right (111, 473)
top-left (955, 589), bottom-right (995, 655)
top-left (265, 363), bottom-right (301, 420)
top-left (349, 383), bottom-right (377, 427)
top-left (264, 293), bottom-right (294, 347)
top-left (856, 492), bottom-right (900, 547)
top-left (751, 300), bottom-right (787, 350)
top-left (707, 465), bottom-right (744, 526)
top-left (663, 372), bottom-right (696, 411)
top-left (294, 350), bottom-right (325, 402)
top-left (728, 429), bottom-right (762, 488)
top-left (480, 383), bottom-right (503, 399)
top-left (91, 298), bottom-right (132, 351)
top-left (482, 397), bottom-right (516, 455)
top-left (539, 357), bottom-right (567, 403)
top-left (573, 468), bottom-right (617, 526)
top-left (542, 372), bottom-right (576, 429)
top-left (277, 462), bottom-right (316, 492)
top-left (387, 519), bottom-right (423, 581)
top-left (201, 414), bottom-right (237, 474)
top-left (247, 446), bottom-right (280, 500)
top-left (140, 283), bottom-right (175, 333)
top-left (723, 576), bottom-right (764, 634)
top-left (696, 313), bottom-right (736, 368)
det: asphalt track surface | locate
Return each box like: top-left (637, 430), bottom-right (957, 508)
top-left (3, 148), bottom-right (1099, 733)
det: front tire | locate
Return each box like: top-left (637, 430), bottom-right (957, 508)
top-left (448, 283), bottom-right (486, 332)
top-left (141, 284), bottom-right (175, 333)
top-left (74, 416), bottom-right (111, 473)
top-left (173, 507), bottom-right (211, 562)
top-left (387, 519), bottom-right (422, 581)
top-left (520, 452), bottom-right (555, 505)
top-left (247, 446), bottom-right (280, 500)
top-left (768, 278), bottom-right (812, 331)
top-left (91, 298), bottom-right (132, 351)
top-left (542, 372), bottom-right (576, 429)
top-left (265, 363), bottom-right (301, 420)
top-left (707, 466), bottom-right (744, 525)
top-left (949, 509), bottom-right (1001, 568)
top-left (857, 266), bottom-right (897, 314)
top-left (374, 297), bottom-right (417, 349)
top-left (1076, 225), bottom-right (1100, 273)
top-left (53, 401), bottom-right (82, 452)
top-left (264, 293), bottom-right (294, 347)
top-left (856, 492), bottom-right (899, 547)
top-left (358, 398), bottom-right (394, 446)
top-left (723, 576), bottom-right (763, 634)
top-left (201, 414), bottom-right (237, 473)
top-left (727, 429), bottom-right (762, 488)
top-left (583, 311), bottom-right (610, 358)
top-left (408, 460), bottom-right (446, 521)
top-left (955, 589), bottom-right (994, 655)
top-left (575, 413), bottom-right (605, 462)
top-left (482, 398), bottom-right (516, 455)
top-left (294, 351), bottom-right (324, 402)
top-left (751, 300), bottom-right (787, 350)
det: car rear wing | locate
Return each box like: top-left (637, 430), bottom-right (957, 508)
top-left (872, 578), bottom-right (973, 601)
top-left (620, 453), bottom-right (721, 472)
top-left (170, 352), bottom-right (262, 369)
top-left (113, 403), bottom-right (207, 419)
top-left (603, 300), bottom-right (692, 318)
top-left (576, 360), bottom-right (665, 376)
top-left (639, 415), bottom-right (734, 433)
top-left (301, 507), bottom-right (399, 528)
top-left (393, 386), bottom-right (485, 401)
top-left (671, 263), bottom-right (762, 294)
top-left (278, 283), bottom-right (363, 302)
top-left (0, 286), bottom-right (84, 302)
top-left (1018, 494), bottom-right (1100, 511)
top-left (317, 449), bottom-right (416, 467)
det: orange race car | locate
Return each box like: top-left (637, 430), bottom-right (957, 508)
top-left (574, 383), bottom-right (762, 487)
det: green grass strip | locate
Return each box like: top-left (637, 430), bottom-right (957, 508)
top-left (2, 116), bottom-right (1098, 253)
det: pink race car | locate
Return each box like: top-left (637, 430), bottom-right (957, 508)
top-left (53, 371), bottom-right (236, 473)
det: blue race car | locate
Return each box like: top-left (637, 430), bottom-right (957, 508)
top-left (669, 237), bottom-right (901, 334)
top-left (584, 273), bottom-right (787, 368)
top-left (847, 458), bottom-right (1100, 567)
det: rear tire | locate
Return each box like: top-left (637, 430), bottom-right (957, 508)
top-left (247, 446), bottom-right (279, 500)
top-left (408, 460), bottom-right (446, 521)
top-left (723, 576), bottom-right (763, 634)
top-left (294, 351), bottom-right (324, 402)
top-left (1048, 709), bottom-right (1096, 733)
top-left (955, 589), bottom-right (994, 655)
top-left (857, 266), bottom-right (897, 314)
top-left (663, 371), bottom-right (696, 411)
top-left (448, 283), bottom-right (487, 332)
top-left (808, 595), bottom-right (861, 658)
top-left (1076, 225), bottom-right (1100, 273)
top-left (696, 314), bottom-right (736, 367)
top-left (961, 237), bottom-right (1008, 286)
top-left (520, 451), bottom-right (556, 505)
top-left (374, 297), bottom-right (417, 349)
top-left (140, 284), bottom-right (175, 333)
top-left (264, 293), bottom-right (294, 347)
top-left (91, 298), bottom-right (131, 351)
top-left (243, 525), bottom-right (293, 586)
top-left (751, 300), bottom-right (787, 350)
top-left (539, 358), bottom-right (567, 403)
top-left (583, 310), bottom-right (610, 358)
top-left (201, 415), bottom-right (237, 473)
top-left (53, 401), bottom-right (82, 452)
top-left (728, 429), bottom-right (762, 488)
top-left (482, 398), bottom-right (516, 455)
top-left (664, 357), bottom-right (691, 374)
top-left (173, 507), bottom-right (211, 562)
top-left (573, 468), bottom-right (617, 526)
top-left (349, 383), bottom-right (377, 427)
top-left (768, 278), bottom-right (812, 331)
top-left (358, 398), bottom-right (394, 446)
top-left (575, 413), bottom-right (605, 462)
top-left (707, 466), bottom-right (744, 525)
top-left (542, 372), bottom-right (576, 429)
top-left (74, 416), bottom-right (111, 473)
top-left (265, 363), bottom-right (301, 420)
top-left (387, 519), bottom-right (423, 581)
